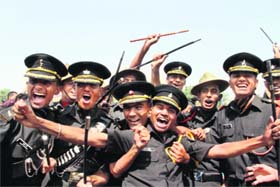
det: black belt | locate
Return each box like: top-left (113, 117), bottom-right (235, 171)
top-left (192, 171), bottom-right (224, 183)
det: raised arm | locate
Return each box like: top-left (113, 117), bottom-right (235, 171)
top-left (151, 53), bottom-right (168, 86)
top-left (109, 126), bottom-right (150, 178)
top-left (12, 98), bottom-right (108, 147)
top-left (273, 43), bottom-right (280, 58)
top-left (129, 34), bottom-right (160, 69)
top-left (207, 117), bottom-right (279, 159)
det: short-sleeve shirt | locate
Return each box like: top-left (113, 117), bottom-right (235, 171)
top-left (207, 96), bottom-right (277, 181)
top-left (106, 124), bottom-right (213, 187)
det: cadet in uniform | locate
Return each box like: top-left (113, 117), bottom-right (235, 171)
top-left (105, 68), bottom-right (147, 122)
top-left (207, 52), bottom-right (278, 186)
top-left (48, 61), bottom-right (113, 187)
top-left (152, 61), bottom-right (194, 113)
top-left (13, 83), bottom-right (280, 187)
top-left (151, 61), bottom-right (192, 90)
top-left (101, 81), bottom-right (155, 186)
top-left (179, 72), bottom-right (229, 186)
top-left (244, 58), bottom-right (280, 185)
top-left (51, 64), bottom-right (76, 112)
top-left (0, 53), bottom-right (67, 186)
top-left (262, 58), bottom-right (280, 108)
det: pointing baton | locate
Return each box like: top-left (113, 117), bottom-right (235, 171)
top-left (134, 38), bottom-right (201, 69)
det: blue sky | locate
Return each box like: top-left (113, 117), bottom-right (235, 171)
top-left (1, 0), bottom-right (279, 97)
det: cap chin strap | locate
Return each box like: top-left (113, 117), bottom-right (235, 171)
top-left (61, 88), bottom-right (75, 103)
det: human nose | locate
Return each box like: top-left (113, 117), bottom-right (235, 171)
top-left (128, 108), bottom-right (137, 116)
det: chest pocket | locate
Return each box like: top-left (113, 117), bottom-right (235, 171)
top-left (221, 123), bottom-right (234, 139)
top-left (243, 128), bottom-right (273, 156)
top-left (133, 147), bottom-right (159, 169)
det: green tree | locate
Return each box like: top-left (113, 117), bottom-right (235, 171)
top-left (182, 85), bottom-right (193, 99)
top-left (0, 88), bottom-right (10, 103)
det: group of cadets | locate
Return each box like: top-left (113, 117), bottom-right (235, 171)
top-left (1, 35), bottom-right (280, 187)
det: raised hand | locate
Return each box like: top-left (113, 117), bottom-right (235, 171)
top-left (144, 33), bottom-right (160, 47)
top-left (133, 125), bottom-right (150, 150)
top-left (12, 98), bottom-right (38, 128)
top-left (273, 43), bottom-right (280, 58)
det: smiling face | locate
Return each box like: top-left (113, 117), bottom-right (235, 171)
top-left (149, 101), bottom-right (178, 133)
top-left (76, 82), bottom-right (101, 110)
top-left (166, 74), bottom-right (186, 90)
top-left (123, 101), bottom-right (151, 130)
top-left (197, 84), bottom-right (221, 110)
top-left (229, 72), bottom-right (258, 99)
top-left (27, 78), bottom-right (60, 109)
top-left (264, 76), bottom-right (280, 97)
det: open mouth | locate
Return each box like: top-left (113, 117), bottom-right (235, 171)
top-left (205, 99), bottom-right (213, 104)
top-left (81, 94), bottom-right (92, 104)
top-left (236, 83), bottom-right (248, 89)
top-left (83, 95), bottom-right (91, 101)
top-left (156, 117), bottom-right (169, 128)
top-left (128, 119), bottom-right (141, 126)
top-left (204, 99), bottom-right (215, 108)
top-left (33, 93), bottom-right (46, 99)
top-left (31, 92), bottom-right (46, 106)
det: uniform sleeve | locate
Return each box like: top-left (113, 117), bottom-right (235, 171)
top-left (106, 129), bottom-right (134, 155)
top-left (181, 137), bottom-right (214, 161)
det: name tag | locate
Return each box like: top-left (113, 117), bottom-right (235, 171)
top-left (222, 123), bottom-right (232, 129)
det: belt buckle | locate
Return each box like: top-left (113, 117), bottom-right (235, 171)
top-left (68, 172), bottom-right (83, 183)
top-left (194, 170), bottom-right (204, 182)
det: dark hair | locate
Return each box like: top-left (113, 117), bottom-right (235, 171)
top-left (7, 91), bottom-right (17, 100)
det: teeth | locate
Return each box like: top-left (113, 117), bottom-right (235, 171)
top-left (158, 118), bottom-right (167, 124)
top-left (33, 93), bottom-right (45, 98)
top-left (34, 93), bottom-right (45, 96)
top-left (237, 83), bottom-right (247, 87)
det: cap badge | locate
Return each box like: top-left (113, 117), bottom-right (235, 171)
top-left (83, 69), bottom-right (91, 75)
top-left (271, 64), bottom-right (276, 70)
top-left (168, 93), bottom-right (173, 98)
top-left (178, 66), bottom-right (182, 70)
top-left (241, 60), bottom-right (247, 66)
top-left (128, 90), bottom-right (134, 95)
top-left (39, 59), bottom-right (44, 67)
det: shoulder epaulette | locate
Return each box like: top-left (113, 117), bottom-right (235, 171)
top-left (178, 109), bottom-right (197, 124)
top-left (261, 97), bottom-right (272, 104)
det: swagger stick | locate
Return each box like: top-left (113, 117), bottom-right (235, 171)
top-left (135, 38), bottom-right (201, 69)
top-left (266, 60), bottom-right (280, 186)
top-left (130, 29), bottom-right (189, 42)
top-left (42, 134), bottom-right (50, 166)
top-left (106, 51), bottom-right (125, 103)
top-left (260, 27), bottom-right (274, 44)
top-left (83, 116), bottom-right (91, 184)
